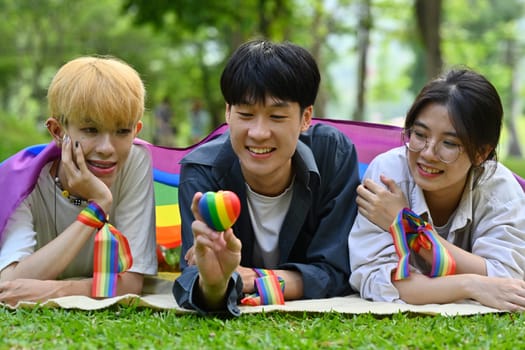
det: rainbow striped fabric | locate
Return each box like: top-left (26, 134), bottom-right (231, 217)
top-left (77, 201), bottom-right (133, 297)
top-left (389, 208), bottom-right (456, 280)
top-left (240, 268), bottom-right (285, 306)
top-left (2, 118), bottom-right (525, 274)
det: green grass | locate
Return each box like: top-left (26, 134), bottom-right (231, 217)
top-left (1, 306), bottom-right (525, 349)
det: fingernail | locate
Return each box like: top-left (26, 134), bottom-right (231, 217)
top-left (75, 141), bottom-right (79, 148)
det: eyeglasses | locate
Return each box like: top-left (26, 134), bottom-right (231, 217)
top-left (403, 128), bottom-right (463, 164)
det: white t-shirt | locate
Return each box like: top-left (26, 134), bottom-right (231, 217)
top-left (0, 145), bottom-right (157, 278)
top-left (246, 182), bottom-right (294, 268)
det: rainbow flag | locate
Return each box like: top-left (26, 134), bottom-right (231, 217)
top-left (2, 119), bottom-right (525, 270)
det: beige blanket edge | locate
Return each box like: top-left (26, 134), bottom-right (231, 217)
top-left (1, 275), bottom-right (503, 316)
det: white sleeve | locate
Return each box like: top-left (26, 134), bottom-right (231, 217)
top-left (348, 148), bottom-right (419, 302)
top-left (112, 145), bottom-right (158, 276)
top-left (469, 167), bottom-right (525, 279)
top-left (0, 198), bottom-right (36, 272)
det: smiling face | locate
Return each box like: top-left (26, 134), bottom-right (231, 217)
top-left (49, 117), bottom-right (142, 189)
top-left (407, 103), bottom-right (473, 200)
top-left (226, 95), bottom-right (312, 196)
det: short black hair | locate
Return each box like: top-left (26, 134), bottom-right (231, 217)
top-left (220, 40), bottom-right (320, 110)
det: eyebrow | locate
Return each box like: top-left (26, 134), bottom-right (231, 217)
top-left (413, 120), bottom-right (459, 138)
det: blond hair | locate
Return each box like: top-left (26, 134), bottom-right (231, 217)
top-left (47, 56), bottom-right (145, 128)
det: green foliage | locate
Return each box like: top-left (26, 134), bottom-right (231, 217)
top-left (502, 157), bottom-right (525, 177)
top-left (1, 307), bottom-right (525, 349)
top-left (0, 113), bottom-right (48, 162)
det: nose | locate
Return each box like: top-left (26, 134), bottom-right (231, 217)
top-left (247, 116), bottom-right (271, 140)
top-left (419, 139), bottom-right (440, 161)
top-left (95, 133), bottom-right (116, 156)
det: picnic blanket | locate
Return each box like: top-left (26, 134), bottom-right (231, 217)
top-left (1, 273), bottom-right (503, 316)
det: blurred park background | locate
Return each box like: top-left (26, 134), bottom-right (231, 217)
top-left (1, 0), bottom-right (524, 175)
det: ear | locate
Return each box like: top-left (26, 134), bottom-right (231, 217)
top-left (300, 105), bottom-right (313, 132)
top-left (45, 117), bottom-right (64, 147)
top-left (475, 145), bottom-right (494, 166)
top-left (134, 120), bottom-right (143, 136)
top-left (225, 103), bottom-right (232, 124)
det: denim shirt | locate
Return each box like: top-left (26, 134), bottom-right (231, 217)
top-left (173, 123), bottom-right (359, 316)
top-left (349, 146), bottom-right (525, 302)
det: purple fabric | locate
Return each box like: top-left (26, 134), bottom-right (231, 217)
top-left (0, 142), bottom-right (60, 240)
top-left (515, 173), bottom-right (525, 191)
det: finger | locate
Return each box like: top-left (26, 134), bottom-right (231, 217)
top-left (184, 246), bottom-right (194, 260)
top-left (191, 220), bottom-right (219, 240)
top-left (356, 184), bottom-right (374, 202)
top-left (380, 174), bottom-right (400, 194)
top-left (357, 206), bottom-right (369, 218)
top-left (355, 195), bottom-right (370, 211)
top-left (191, 192), bottom-right (204, 221)
top-left (194, 234), bottom-right (218, 252)
top-left (362, 178), bottom-right (383, 194)
top-left (223, 228), bottom-right (242, 253)
top-left (72, 140), bottom-right (88, 172)
top-left (60, 137), bottom-right (82, 177)
top-left (61, 135), bottom-right (72, 163)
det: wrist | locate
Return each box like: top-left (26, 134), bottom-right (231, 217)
top-left (89, 197), bottom-right (112, 215)
top-left (199, 278), bottom-right (228, 296)
top-left (198, 276), bottom-right (229, 308)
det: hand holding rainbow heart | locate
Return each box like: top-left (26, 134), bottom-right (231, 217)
top-left (198, 191), bottom-right (241, 232)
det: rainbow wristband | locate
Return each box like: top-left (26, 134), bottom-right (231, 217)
top-left (77, 201), bottom-right (133, 298)
top-left (240, 268), bottom-right (285, 306)
top-left (389, 208), bottom-right (456, 280)
top-left (77, 201), bottom-right (107, 228)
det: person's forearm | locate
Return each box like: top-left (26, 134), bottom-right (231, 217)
top-left (116, 271), bottom-right (144, 295)
top-left (275, 269), bottom-right (303, 300)
top-left (47, 272), bottom-right (143, 299)
top-left (0, 221), bottom-right (95, 281)
top-left (394, 273), bottom-right (473, 304)
top-left (417, 237), bottom-right (487, 275)
top-left (39, 272), bottom-right (143, 299)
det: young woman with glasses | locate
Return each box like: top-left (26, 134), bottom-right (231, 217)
top-left (348, 69), bottom-right (525, 311)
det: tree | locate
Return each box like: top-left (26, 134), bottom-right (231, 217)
top-left (443, 0), bottom-right (524, 157)
top-left (354, 0), bottom-right (372, 121)
top-left (415, 0), bottom-right (443, 81)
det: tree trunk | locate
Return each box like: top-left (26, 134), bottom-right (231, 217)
top-left (353, 0), bottom-right (372, 121)
top-left (415, 0), bottom-right (443, 80)
top-left (504, 39), bottom-right (522, 157)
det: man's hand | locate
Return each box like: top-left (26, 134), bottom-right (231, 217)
top-left (190, 192), bottom-right (242, 307)
top-left (356, 175), bottom-right (408, 231)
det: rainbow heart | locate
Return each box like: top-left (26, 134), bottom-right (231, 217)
top-left (198, 191), bottom-right (241, 231)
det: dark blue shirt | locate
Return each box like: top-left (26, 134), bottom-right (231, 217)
top-left (173, 123), bottom-right (359, 316)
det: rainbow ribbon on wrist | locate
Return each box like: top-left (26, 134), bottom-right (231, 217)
top-left (240, 268), bottom-right (285, 306)
top-left (77, 201), bottom-right (133, 297)
top-left (389, 208), bottom-right (456, 281)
